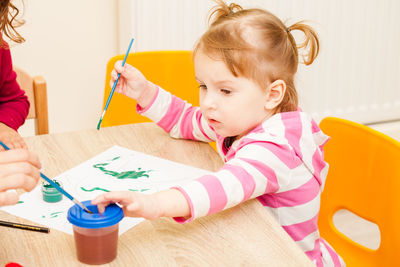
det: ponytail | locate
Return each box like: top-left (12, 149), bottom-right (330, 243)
top-left (288, 21), bottom-right (319, 65)
top-left (208, 0), bottom-right (243, 25)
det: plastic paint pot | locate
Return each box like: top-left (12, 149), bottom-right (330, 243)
top-left (67, 200), bottom-right (124, 265)
top-left (41, 180), bottom-right (63, 203)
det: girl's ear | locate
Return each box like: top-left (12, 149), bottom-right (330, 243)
top-left (265, 79), bottom-right (286, 110)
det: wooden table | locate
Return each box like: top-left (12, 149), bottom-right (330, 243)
top-left (0, 123), bottom-right (313, 266)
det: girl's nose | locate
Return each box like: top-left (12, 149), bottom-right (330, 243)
top-left (201, 91), bottom-right (217, 110)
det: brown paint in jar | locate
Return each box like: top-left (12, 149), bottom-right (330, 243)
top-left (73, 224), bottom-right (119, 264)
top-left (67, 200), bottom-right (124, 265)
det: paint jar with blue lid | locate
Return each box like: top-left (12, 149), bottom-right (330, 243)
top-left (42, 180), bottom-right (63, 203)
top-left (67, 200), bottom-right (124, 265)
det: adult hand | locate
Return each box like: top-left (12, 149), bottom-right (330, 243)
top-left (0, 149), bottom-right (41, 206)
top-left (0, 122), bottom-right (27, 151)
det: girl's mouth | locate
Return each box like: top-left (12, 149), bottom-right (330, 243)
top-left (207, 118), bottom-right (220, 126)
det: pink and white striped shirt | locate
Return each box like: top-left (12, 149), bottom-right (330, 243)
top-left (138, 87), bottom-right (344, 266)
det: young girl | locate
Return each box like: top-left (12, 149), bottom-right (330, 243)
top-left (0, 0), bottom-right (30, 151)
top-left (92, 1), bottom-right (344, 265)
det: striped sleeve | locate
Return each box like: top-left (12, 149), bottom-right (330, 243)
top-left (137, 86), bottom-right (216, 142)
top-left (173, 141), bottom-right (295, 223)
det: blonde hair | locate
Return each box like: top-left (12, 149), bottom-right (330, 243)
top-left (194, 0), bottom-right (319, 112)
top-left (0, 0), bottom-right (25, 48)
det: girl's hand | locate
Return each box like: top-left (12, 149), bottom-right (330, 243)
top-left (92, 189), bottom-right (191, 220)
top-left (0, 149), bottom-right (42, 206)
top-left (92, 191), bottom-right (162, 220)
top-left (111, 61), bottom-right (158, 108)
top-left (0, 123), bottom-right (27, 151)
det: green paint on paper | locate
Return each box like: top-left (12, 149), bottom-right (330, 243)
top-left (93, 159), bottom-right (152, 179)
top-left (128, 188), bottom-right (150, 192)
top-left (114, 168), bottom-right (150, 179)
top-left (81, 186), bottom-right (150, 193)
top-left (81, 187), bottom-right (110, 193)
top-left (17, 201), bottom-right (23, 204)
top-left (42, 211), bottom-right (63, 219)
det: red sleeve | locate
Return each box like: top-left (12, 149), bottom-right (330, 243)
top-left (0, 42), bottom-right (30, 130)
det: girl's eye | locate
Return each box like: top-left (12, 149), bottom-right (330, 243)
top-left (221, 89), bottom-right (231, 95)
top-left (199, 84), bottom-right (207, 90)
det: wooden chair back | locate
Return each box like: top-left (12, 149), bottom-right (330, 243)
top-left (14, 67), bottom-right (48, 135)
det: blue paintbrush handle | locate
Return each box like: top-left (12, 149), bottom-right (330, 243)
top-left (0, 140), bottom-right (10, 150)
top-left (0, 140), bottom-right (92, 213)
top-left (104, 73), bottom-right (122, 112)
top-left (0, 140), bottom-right (72, 199)
top-left (101, 38), bottom-right (134, 116)
top-left (40, 173), bottom-right (73, 201)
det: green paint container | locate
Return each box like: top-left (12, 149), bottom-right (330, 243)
top-left (42, 180), bottom-right (63, 203)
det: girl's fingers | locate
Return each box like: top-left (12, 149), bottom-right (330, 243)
top-left (93, 191), bottom-right (135, 214)
top-left (91, 192), bottom-right (121, 206)
top-left (102, 191), bottom-right (136, 206)
top-left (92, 191), bottom-right (137, 209)
top-left (111, 69), bottom-right (116, 78)
top-left (92, 192), bottom-right (155, 218)
top-left (91, 193), bottom-right (109, 205)
top-left (91, 194), bottom-right (113, 213)
top-left (114, 60), bottom-right (123, 73)
top-left (110, 75), bottom-right (124, 92)
top-left (97, 203), bottom-right (107, 214)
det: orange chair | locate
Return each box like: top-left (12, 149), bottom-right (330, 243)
top-left (318, 117), bottom-right (400, 266)
top-left (101, 50), bottom-right (217, 150)
top-left (101, 50), bottom-right (199, 127)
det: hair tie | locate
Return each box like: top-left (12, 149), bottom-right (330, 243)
top-left (286, 27), bottom-right (292, 33)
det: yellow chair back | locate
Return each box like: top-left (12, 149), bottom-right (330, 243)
top-left (101, 50), bottom-right (199, 127)
top-left (318, 117), bottom-right (400, 266)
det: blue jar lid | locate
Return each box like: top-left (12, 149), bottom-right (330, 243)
top-left (67, 200), bottom-right (124, 229)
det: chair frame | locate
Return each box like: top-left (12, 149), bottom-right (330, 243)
top-left (14, 67), bottom-right (49, 135)
top-left (318, 117), bottom-right (400, 266)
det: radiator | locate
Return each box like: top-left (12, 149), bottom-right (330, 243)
top-left (119, 0), bottom-right (400, 124)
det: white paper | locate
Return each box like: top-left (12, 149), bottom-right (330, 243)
top-left (1, 145), bottom-right (211, 235)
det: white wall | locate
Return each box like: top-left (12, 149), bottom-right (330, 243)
top-left (12, 0), bottom-right (118, 135)
top-left (11, 0), bottom-right (400, 136)
top-left (121, 0), bottom-right (400, 125)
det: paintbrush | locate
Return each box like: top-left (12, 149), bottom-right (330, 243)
top-left (0, 140), bottom-right (93, 214)
top-left (97, 38), bottom-right (134, 130)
